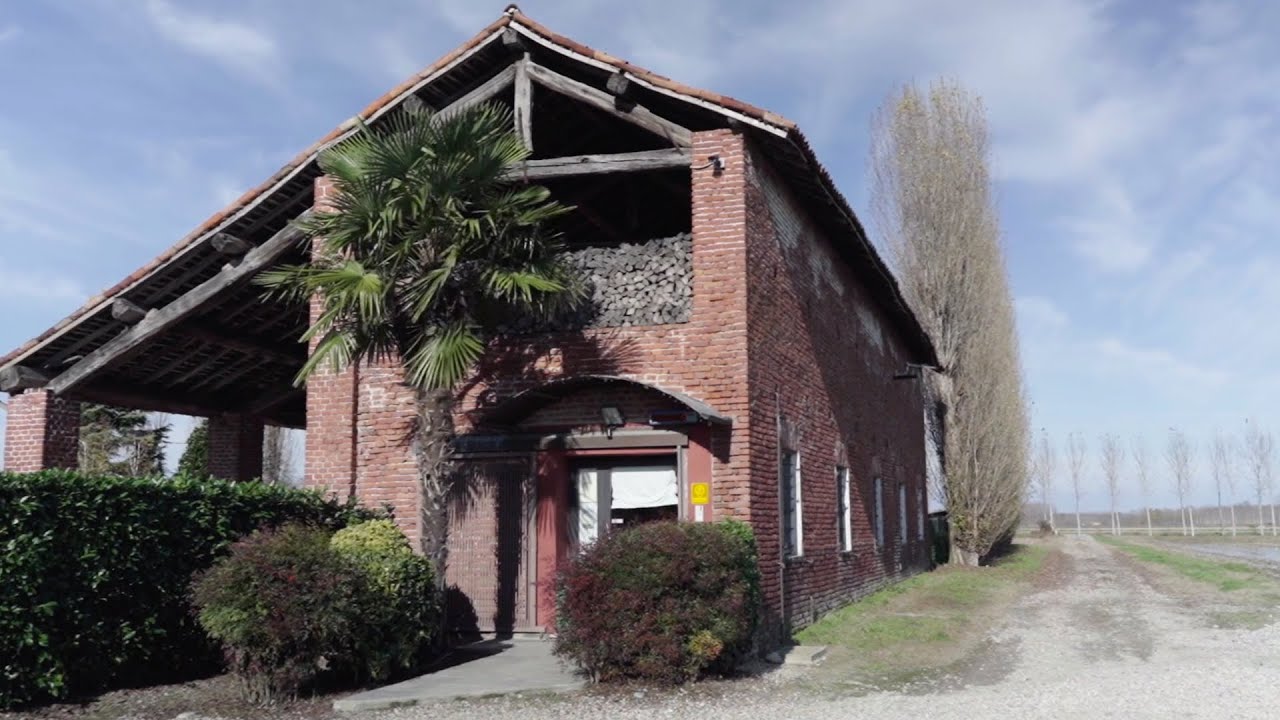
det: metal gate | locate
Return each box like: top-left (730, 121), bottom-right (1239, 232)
top-left (445, 458), bottom-right (537, 636)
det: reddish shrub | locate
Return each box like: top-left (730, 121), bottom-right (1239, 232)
top-left (554, 520), bottom-right (760, 683)
top-left (191, 525), bottom-right (372, 704)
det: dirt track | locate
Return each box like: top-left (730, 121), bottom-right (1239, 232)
top-left (382, 536), bottom-right (1280, 720)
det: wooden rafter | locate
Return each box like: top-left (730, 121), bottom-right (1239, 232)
top-left (46, 217), bottom-right (310, 397)
top-left (436, 64), bottom-right (517, 118)
top-left (111, 299), bottom-right (148, 324)
top-left (211, 233), bottom-right (251, 256)
top-left (175, 321), bottom-right (301, 366)
top-left (524, 61), bottom-right (692, 147)
top-left (0, 365), bottom-right (51, 393)
top-left (245, 385), bottom-right (305, 417)
top-left (504, 148), bottom-right (690, 181)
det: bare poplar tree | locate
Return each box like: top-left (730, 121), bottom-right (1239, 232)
top-left (1210, 431), bottom-right (1236, 536)
top-left (1133, 437), bottom-right (1153, 535)
top-left (1067, 432), bottom-right (1087, 536)
top-left (1035, 431), bottom-right (1056, 530)
top-left (872, 79), bottom-right (1029, 565)
top-left (1100, 434), bottom-right (1124, 536)
top-left (1166, 429), bottom-right (1194, 536)
top-left (1243, 420), bottom-right (1274, 535)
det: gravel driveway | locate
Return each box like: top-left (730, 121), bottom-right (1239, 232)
top-left (380, 537), bottom-right (1280, 720)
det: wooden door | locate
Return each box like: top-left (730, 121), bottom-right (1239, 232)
top-left (445, 458), bottom-right (537, 635)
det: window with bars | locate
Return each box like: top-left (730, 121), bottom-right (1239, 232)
top-left (837, 466), bottom-right (852, 552)
top-left (781, 450), bottom-right (803, 557)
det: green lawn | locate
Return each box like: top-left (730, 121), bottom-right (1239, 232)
top-left (1097, 536), bottom-right (1267, 592)
top-left (795, 544), bottom-right (1049, 655)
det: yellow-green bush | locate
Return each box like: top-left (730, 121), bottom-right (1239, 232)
top-left (331, 520), bottom-right (439, 681)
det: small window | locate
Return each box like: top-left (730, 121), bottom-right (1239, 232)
top-left (781, 451), bottom-right (803, 557)
top-left (873, 477), bottom-right (885, 548)
top-left (898, 482), bottom-right (908, 545)
top-left (917, 486), bottom-right (926, 541)
top-left (837, 467), bottom-right (852, 552)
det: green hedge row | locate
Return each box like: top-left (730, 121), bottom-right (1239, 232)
top-left (0, 471), bottom-right (377, 709)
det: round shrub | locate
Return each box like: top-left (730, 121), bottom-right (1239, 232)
top-left (554, 520), bottom-right (761, 683)
top-left (191, 524), bottom-right (372, 704)
top-left (331, 521), bottom-right (439, 679)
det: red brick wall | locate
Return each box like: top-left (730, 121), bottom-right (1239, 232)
top-left (741, 140), bottom-right (931, 631)
top-left (299, 126), bottom-right (929, 634)
top-left (207, 413), bottom-right (265, 481)
top-left (304, 175), bottom-right (360, 501)
top-left (2, 389), bottom-right (79, 471)
top-left (354, 361), bottom-right (421, 543)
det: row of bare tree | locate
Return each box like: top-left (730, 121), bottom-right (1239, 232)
top-left (872, 80), bottom-right (1030, 565)
top-left (1032, 422), bottom-right (1277, 536)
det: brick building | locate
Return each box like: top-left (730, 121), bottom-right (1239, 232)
top-left (0, 8), bottom-right (937, 636)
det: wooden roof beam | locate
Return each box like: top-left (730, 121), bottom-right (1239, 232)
top-left (504, 148), bottom-right (690, 181)
top-left (605, 72), bottom-right (631, 98)
top-left (175, 321), bottom-right (302, 366)
top-left (436, 64), bottom-right (517, 118)
top-left (0, 365), bottom-right (51, 393)
top-left (514, 56), bottom-right (533, 151)
top-left (45, 217), bottom-right (310, 397)
top-left (524, 61), bottom-right (691, 147)
top-left (211, 232), bottom-right (252, 256)
top-left (111, 298), bottom-right (149, 324)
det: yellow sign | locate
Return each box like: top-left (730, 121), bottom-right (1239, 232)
top-left (690, 482), bottom-right (710, 505)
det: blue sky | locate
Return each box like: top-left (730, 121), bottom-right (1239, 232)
top-left (1, 0), bottom-right (1277, 512)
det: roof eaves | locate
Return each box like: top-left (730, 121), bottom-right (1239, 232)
top-left (0, 14), bottom-right (516, 371)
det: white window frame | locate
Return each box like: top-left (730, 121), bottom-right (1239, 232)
top-left (917, 486), bottom-right (926, 541)
top-left (898, 482), bottom-right (909, 545)
top-left (782, 450), bottom-right (803, 558)
top-left (837, 466), bottom-right (852, 552)
top-left (873, 477), bottom-right (885, 548)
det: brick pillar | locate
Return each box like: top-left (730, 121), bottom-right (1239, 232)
top-left (303, 174), bottom-right (359, 499)
top-left (207, 413), bottom-right (265, 481)
top-left (689, 128), bottom-right (752, 523)
top-left (3, 389), bottom-right (80, 472)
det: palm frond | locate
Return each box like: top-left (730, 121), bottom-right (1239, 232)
top-left (273, 100), bottom-right (582, 389)
top-left (403, 322), bottom-right (485, 390)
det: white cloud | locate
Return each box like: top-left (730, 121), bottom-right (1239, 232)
top-left (143, 0), bottom-right (280, 82)
top-left (1016, 296), bottom-right (1068, 331)
top-left (1094, 338), bottom-right (1228, 389)
top-left (0, 263), bottom-right (84, 304)
top-left (0, 25), bottom-right (18, 44)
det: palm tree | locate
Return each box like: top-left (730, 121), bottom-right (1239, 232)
top-left (258, 102), bottom-right (579, 573)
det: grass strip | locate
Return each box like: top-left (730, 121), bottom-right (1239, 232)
top-left (795, 544), bottom-right (1048, 653)
top-left (1097, 535), bottom-right (1265, 591)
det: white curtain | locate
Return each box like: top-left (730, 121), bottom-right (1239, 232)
top-left (610, 467), bottom-right (678, 509)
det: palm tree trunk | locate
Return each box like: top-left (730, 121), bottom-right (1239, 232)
top-left (415, 386), bottom-right (456, 582)
top-left (1146, 506), bottom-right (1152, 536)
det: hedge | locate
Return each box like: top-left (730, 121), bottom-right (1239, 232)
top-left (0, 471), bottom-right (377, 709)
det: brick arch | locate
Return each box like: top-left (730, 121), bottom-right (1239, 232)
top-left (474, 374), bottom-right (732, 432)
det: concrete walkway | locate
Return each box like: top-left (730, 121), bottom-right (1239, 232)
top-left (334, 638), bottom-right (584, 712)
